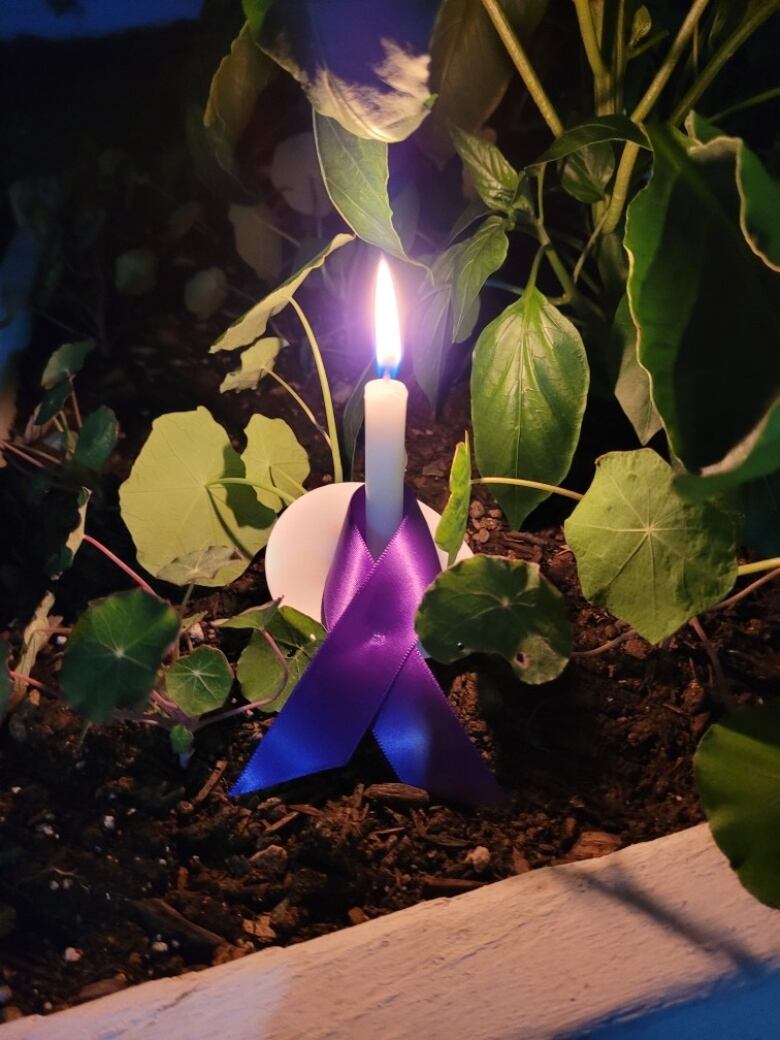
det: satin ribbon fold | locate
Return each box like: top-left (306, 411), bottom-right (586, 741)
top-left (231, 486), bottom-right (502, 806)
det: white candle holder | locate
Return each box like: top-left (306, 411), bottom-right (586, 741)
top-left (264, 481), bottom-right (472, 625)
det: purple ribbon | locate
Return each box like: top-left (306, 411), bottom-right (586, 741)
top-left (231, 486), bottom-right (503, 806)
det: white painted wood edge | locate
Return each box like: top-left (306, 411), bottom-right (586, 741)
top-left (5, 824), bottom-right (779, 1039)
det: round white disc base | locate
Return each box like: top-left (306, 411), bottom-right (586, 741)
top-left (264, 481), bottom-right (471, 624)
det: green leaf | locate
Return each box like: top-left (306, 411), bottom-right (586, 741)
top-left (211, 233), bottom-right (354, 352)
top-left (204, 22), bottom-right (276, 178)
top-left (119, 407), bottom-right (275, 586)
top-left (451, 127), bottom-right (520, 213)
top-left (447, 216), bottom-right (509, 341)
top-left (341, 360), bottom-right (374, 476)
top-left (471, 287), bottom-right (589, 529)
top-left (114, 248), bottom-right (158, 297)
top-left (695, 701), bottom-right (780, 908)
top-left (686, 113), bottom-right (780, 270)
top-left (73, 407), bottom-right (118, 473)
top-left (185, 268), bottom-right (228, 321)
top-left (242, 413), bottom-right (309, 511)
top-left (416, 555), bottom-right (571, 684)
top-left (423, 0), bottom-right (548, 160)
top-left (564, 449), bottom-right (737, 643)
top-left (530, 117), bottom-right (648, 167)
top-left (165, 646), bottom-right (233, 717)
top-left (608, 296), bottom-right (662, 445)
top-left (237, 606), bottom-right (325, 713)
top-left (561, 142), bottom-right (615, 204)
top-left (227, 203), bottom-right (284, 282)
top-left (248, 0), bottom-right (435, 142)
top-left (37, 380), bottom-right (72, 424)
top-left (220, 337), bottom-right (283, 393)
top-left (157, 546), bottom-right (242, 586)
top-left (675, 400), bottom-right (780, 500)
top-left (41, 340), bottom-right (95, 389)
top-left (215, 601), bottom-right (280, 632)
top-left (625, 125), bottom-right (780, 470)
top-left (629, 5), bottom-right (652, 47)
top-left (313, 114), bottom-right (409, 260)
top-left (46, 487), bottom-right (90, 579)
top-left (170, 724), bottom-right (194, 758)
top-left (435, 434), bottom-right (471, 566)
top-left (0, 640), bottom-right (11, 718)
top-left (61, 589), bottom-right (179, 723)
top-left (410, 278), bottom-right (453, 411)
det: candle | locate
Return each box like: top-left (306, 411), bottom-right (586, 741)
top-left (364, 257), bottom-right (408, 559)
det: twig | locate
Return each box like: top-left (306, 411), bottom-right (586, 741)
top-left (572, 629), bottom-right (638, 657)
top-left (8, 671), bottom-right (56, 697)
top-left (689, 615), bottom-right (731, 707)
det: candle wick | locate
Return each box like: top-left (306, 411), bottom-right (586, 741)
top-left (382, 367), bottom-right (392, 380)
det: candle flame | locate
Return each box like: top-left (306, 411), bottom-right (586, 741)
top-left (374, 257), bottom-right (402, 374)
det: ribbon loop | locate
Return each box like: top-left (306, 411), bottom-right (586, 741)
top-left (231, 487), bottom-right (502, 806)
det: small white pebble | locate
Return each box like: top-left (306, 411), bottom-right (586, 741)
top-left (64, 947), bottom-right (82, 963)
top-left (150, 941), bottom-right (169, 954)
top-left (55, 635), bottom-right (67, 645)
top-left (43, 1002), bottom-right (53, 1012)
top-left (102, 815), bottom-right (116, 831)
top-left (37, 824), bottom-right (57, 838)
top-left (49, 880), bottom-right (60, 891)
top-left (0, 985), bottom-right (12, 1005)
top-left (10, 786), bottom-right (21, 795)
top-left (465, 845), bottom-right (491, 873)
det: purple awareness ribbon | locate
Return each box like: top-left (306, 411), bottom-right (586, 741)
top-left (230, 485), bottom-right (503, 807)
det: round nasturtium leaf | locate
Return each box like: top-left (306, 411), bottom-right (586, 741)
top-left (242, 414), bottom-right (309, 512)
top-left (237, 606), bottom-right (325, 713)
top-left (695, 701), bottom-right (780, 909)
top-left (60, 589), bottom-right (179, 723)
top-left (564, 449), bottom-right (737, 644)
top-left (415, 555), bottom-right (572, 684)
top-left (119, 408), bottom-right (275, 586)
top-left (165, 646), bottom-right (233, 717)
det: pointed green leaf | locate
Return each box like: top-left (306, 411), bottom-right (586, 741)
top-left (472, 287), bottom-right (589, 528)
top-left (625, 125), bottom-right (780, 470)
top-left (157, 546), bottom-right (242, 586)
top-left (608, 296), bottom-right (662, 445)
top-left (73, 407), bottom-right (118, 473)
top-left (165, 646), bottom-right (233, 717)
top-left (119, 408), bottom-right (275, 586)
top-left (410, 278), bottom-right (453, 410)
top-left (313, 114), bottom-right (409, 260)
top-left (37, 380), bottom-right (72, 424)
top-left (46, 487), bottom-right (90, 579)
top-left (170, 724), bottom-right (194, 757)
top-left (211, 233), bottom-right (354, 352)
top-left (686, 113), bottom-right (780, 270)
top-left (447, 216), bottom-right (509, 341)
top-left (41, 340), bottom-right (95, 389)
top-left (564, 450), bottom-right (737, 643)
top-left (676, 400), bottom-right (780, 500)
top-left (416, 555), bottom-right (571, 684)
top-left (561, 142), bottom-right (615, 204)
top-left (61, 589), bottom-right (179, 722)
top-left (341, 360), bottom-right (374, 476)
top-left (242, 414), bottom-right (309, 512)
top-left (215, 601), bottom-right (280, 632)
top-left (695, 701), bottom-right (780, 908)
top-left (237, 606), bottom-right (325, 713)
top-left (530, 116), bottom-right (649, 166)
top-left (220, 337), bottom-right (283, 393)
top-left (435, 434), bottom-right (471, 566)
top-left (451, 127), bottom-right (520, 213)
top-left (249, 1), bottom-right (435, 142)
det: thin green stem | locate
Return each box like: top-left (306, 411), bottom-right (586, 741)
top-left (612, 0), bottom-right (627, 111)
top-left (602, 0), bottom-right (713, 234)
top-left (573, 0), bottom-right (613, 113)
top-left (711, 84), bottom-right (780, 122)
top-left (526, 246), bottom-right (545, 294)
top-left (473, 477), bottom-right (583, 502)
top-left (209, 477), bottom-right (297, 505)
top-left (481, 0), bottom-right (564, 137)
top-left (536, 221), bottom-right (578, 302)
top-left (628, 29), bottom-right (670, 60)
top-left (670, 1), bottom-right (780, 124)
top-left (736, 557), bottom-right (780, 577)
top-left (290, 297), bottom-right (343, 483)
top-left (265, 367), bottom-right (332, 447)
top-left (710, 567), bottom-right (780, 611)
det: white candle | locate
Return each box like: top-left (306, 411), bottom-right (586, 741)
top-left (364, 257), bottom-right (408, 559)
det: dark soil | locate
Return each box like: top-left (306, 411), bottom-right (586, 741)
top-left (2, 347), bottom-right (779, 1018)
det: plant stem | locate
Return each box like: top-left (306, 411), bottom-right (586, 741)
top-left (711, 84), bottom-right (780, 122)
top-left (180, 583), bottom-right (195, 613)
top-left (710, 567), bottom-right (780, 611)
top-left (265, 368), bottom-right (332, 447)
top-left (480, 0), bottom-right (564, 137)
top-left (209, 477), bottom-right (297, 505)
top-left (572, 628), bottom-right (637, 657)
top-left (82, 534), bottom-right (158, 597)
top-left (290, 297), bottom-right (343, 483)
top-left (628, 29), bottom-right (670, 60)
top-left (602, 0), bottom-right (713, 234)
top-left (8, 671), bottom-right (55, 696)
top-left (472, 477), bottom-right (583, 502)
top-left (199, 630), bottom-right (290, 727)
top-left (736, 557), bottom-right (780, 577)
top-left (0, 441), bottom-right (46, 469)
top-left (670, 0), bottom-right (780, 125)
top-left (573, 0), bottom-right (613, 113)
top-left (612, 0), bottom-right (627, 111)
top-left (536, 221), bottom-right (578, 302)
top-left (69, 384), bottom-right (83, 430)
